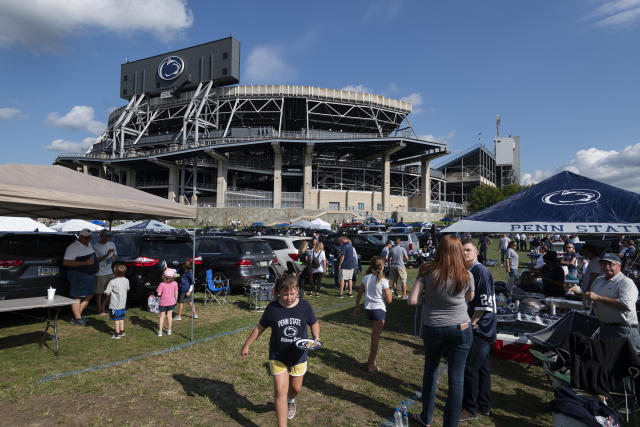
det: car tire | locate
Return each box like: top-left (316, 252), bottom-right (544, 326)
top-left (212, 271), bottom-right (229, 282)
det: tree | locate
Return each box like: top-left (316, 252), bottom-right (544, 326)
top-left (468, 183), bottom-right (532, 212)
top-left (468, 185), bottom-right (502, 212)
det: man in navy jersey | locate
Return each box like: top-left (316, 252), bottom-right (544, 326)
top-left (460, 241), bottom-right (497, 421)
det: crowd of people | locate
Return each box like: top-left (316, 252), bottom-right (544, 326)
top-left (61, 224), bottom-right (640, 425)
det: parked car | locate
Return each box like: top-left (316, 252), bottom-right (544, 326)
top-left (0, 232), bottom-right (76, 300)
top-left (359, 231), bottom-right (388, 244)
top-left (109, 231), bottom-right (199, 301)
top-left (387, 233), bottom-right (419, 252)
top-left (257, 236), bottom-right (311, 270)
top-left (197, 236), bottom-right (277, 289)
top-left (324, 234), bottom-right (386, 262)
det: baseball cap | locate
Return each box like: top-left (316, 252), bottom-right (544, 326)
top-left (78, 229), bottom-right (92, 237)
top-left (599, 253), bottom-right (622, 264)
top-left (99, 229), bottom-right (111, 236)
top-left (162, 268), bottom-right (177, 278)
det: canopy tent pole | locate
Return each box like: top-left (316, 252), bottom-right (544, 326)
top-left (191, 216), bottom-right (196, 342)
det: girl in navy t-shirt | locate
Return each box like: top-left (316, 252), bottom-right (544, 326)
top-left (241, 273), bottom-right (320, 425)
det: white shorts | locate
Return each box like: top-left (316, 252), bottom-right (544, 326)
top-left (340, 269), bottom-right (354, 280)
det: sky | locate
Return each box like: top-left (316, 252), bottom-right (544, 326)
top-left (1, 0), bottom-right (640, 192)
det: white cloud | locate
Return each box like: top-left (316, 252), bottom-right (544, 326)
top-left (45, 106), bottom-right (105, 135)
top-left (0, 0), bottom-right (193, 51)
top-left (365, 0), bottom-right (404, 20)
top-left (244, 46), bottom-right (296, 83)
top-left (341, 84), bottom-right (374, 94)
top-left (420, 130), bottom-right (456, 143)
top-left (400, 92), bottom-right (424, 113)
top-left (0, 107), bottom-right (22, 119)
top-left (46, 136), bottom-right (97, 152)
top-left (522, 142), bottom-right (640, 192)
top-left (584, 0), bottom-right (640, 27)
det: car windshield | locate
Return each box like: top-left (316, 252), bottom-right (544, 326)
top-left (236, 241), bottom-right (273, 255)
top-left (292, 239), bottom-right (310, 249)
top-left (140, 240), bottom-right (193, 258)
top-left (363, 235), bottom-right (384, 245)
top-left (0, 234), bottom-right (74, 257)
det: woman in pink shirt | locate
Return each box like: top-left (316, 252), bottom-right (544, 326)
top-left (156, 268), bottom-right (179, 337)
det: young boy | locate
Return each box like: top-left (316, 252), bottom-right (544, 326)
top-left (176, 260), bottom-right (198, 320)
top-left (241, 273), bottom-right (320, 426)
top-left (104, 264), bottom-right (130, 339)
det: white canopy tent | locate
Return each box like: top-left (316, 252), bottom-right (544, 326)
top-left (0, 216), bottom-right (56, 232)
top-left (0, 164), bottom-right (198, 339)
top-left (310, 218), bottom-right (331, 230)
top-left (52, 219), bottom-right (104, 232)
top-left (113, 219), bottom-right (176, 231)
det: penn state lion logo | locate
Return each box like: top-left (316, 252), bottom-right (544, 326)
top-left (283, 326), bottom-right (298, 338)
top-left (542, 189), bottom-right (600, 206)
top-left (157, 56), bottom-right (184, 81)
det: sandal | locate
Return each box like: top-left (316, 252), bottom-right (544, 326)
top-left (410, 413), bottom-right (430, 427)
top-left (367, 364), bottom-right (380, 373)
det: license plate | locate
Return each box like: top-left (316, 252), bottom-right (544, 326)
top-left (259, 261), bottom-right (268, 267)
top-left (38, 266), bottom-right (59, 276)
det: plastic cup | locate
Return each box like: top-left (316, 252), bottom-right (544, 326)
top-left (47, 288), bottom-right (56, 300)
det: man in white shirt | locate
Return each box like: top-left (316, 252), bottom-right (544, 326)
top-left (93, 230), bottom-right (118, 316)
top-left (584, 253), bottom-right (640, 352)
top-left (63, 229), bottom-right (97, 326)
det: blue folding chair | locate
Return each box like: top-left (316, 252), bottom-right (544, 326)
top-left (204, 269), bottom-right (230, 306)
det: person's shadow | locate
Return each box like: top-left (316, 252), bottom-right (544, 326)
top-left (173, 374), bottom-right (270, 426)
top-left (129, 315), bottom-right (159, 333)
top-left (89, 317), bottom-right (112, 335)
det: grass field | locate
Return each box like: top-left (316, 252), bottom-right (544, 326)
top-left (0, 240), bottom-right (552, 426)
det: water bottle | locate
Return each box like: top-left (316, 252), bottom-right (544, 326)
top-left (394, 408), bottom-right (402, 427)
top-left (401, 401), bottom-right (409, 427)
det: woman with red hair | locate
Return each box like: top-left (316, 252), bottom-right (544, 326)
top-left (408, 235), bottom-right (475, 427)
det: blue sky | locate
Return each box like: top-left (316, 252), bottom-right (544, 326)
top-left (1, 0), bottom-right (640, 191)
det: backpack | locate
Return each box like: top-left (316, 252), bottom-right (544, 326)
top-left (311, 252), bottom-right (320, 269)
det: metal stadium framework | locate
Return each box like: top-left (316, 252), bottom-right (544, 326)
top-left (55, 38), bottom-right (461, 222)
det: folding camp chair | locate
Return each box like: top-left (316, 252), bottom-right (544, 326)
top-left (247, 279), bottom-right (274, 312)
top-left (204, 270), bottom-right (230, 306)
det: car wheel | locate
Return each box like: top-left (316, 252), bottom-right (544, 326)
top-left (212, 271), bottom-right (229, 282)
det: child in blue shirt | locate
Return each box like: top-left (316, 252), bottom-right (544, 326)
top-left (176, 260), bottom-right (198, 321)
top-left (241, 273), bottom-right (320, 425)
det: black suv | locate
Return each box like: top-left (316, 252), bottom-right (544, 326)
top-left (197, 236), bottom-right (276, 290)
top-left (0, 232), bottom-right (76, 300)
top-left (109, 231), bottom-right (198, 301)
top-left (324, 234), bottom-right (386, 262)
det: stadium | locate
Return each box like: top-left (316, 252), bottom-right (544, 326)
top-left (55, 37), bottom-right (460, 224)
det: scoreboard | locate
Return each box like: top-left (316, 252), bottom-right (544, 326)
top-left (120, 37), bottom-right (240, 99)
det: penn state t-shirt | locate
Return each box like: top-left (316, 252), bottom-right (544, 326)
top-left (260, 299), bottom-right (318, 365)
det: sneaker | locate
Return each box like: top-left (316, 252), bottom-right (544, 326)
top-left (338, 294), bottom-right (344, 298)
top-left (110, 333), bottom-right (121, 339)
top-left (316, 293), bottom-right (320, 297)
top-left (157, 331), bottom-right (163, 337)
top-left (459, 409), bottom-right (478, 422)
top-left (403, 295), bottom-right (408, 299)
top-left (119, 331), bottom-right (126, 337)
top-left (193, 314), bottom-right (198, 319)
top-left (174, 316), bottom-right (182, 321)
top-left (70, 318), bottom-right (84, 326)
top-left (479, 408), bottom-right (492, 416)
top-left (167, 329), bottom-right (172, 336)
top-left (287, 400), bottom-right (296, 420)
top-left (348, 293), bottom-right (353, 297)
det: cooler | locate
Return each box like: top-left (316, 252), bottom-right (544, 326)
top-left (493, 333), bottom-right (534, 363)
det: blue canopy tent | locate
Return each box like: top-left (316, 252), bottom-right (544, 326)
top-left (275, 223), bottom-right (290, 228)
top-left (91, 220), bottom-right (107, 226)
top-left (442, 171), bottom-right (640, 234)
top-left (252, 222), bottom-right (264, 226)
top-left (395, 222), bottom-right (409, 227)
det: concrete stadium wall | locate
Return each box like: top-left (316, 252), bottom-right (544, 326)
top-left (169, 207), bottom-right (442, 227)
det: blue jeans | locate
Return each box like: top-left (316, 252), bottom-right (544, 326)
top-left (600, 324), bottom-right (640, 353)
top-left (420, 323), bottom-right (473, 427)
top-left (462, 335), bottom-right (492, 414)
top-left (509, 268), bottom-right (519, 278)
top-left (500, 249), bottom-right (506, 265)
